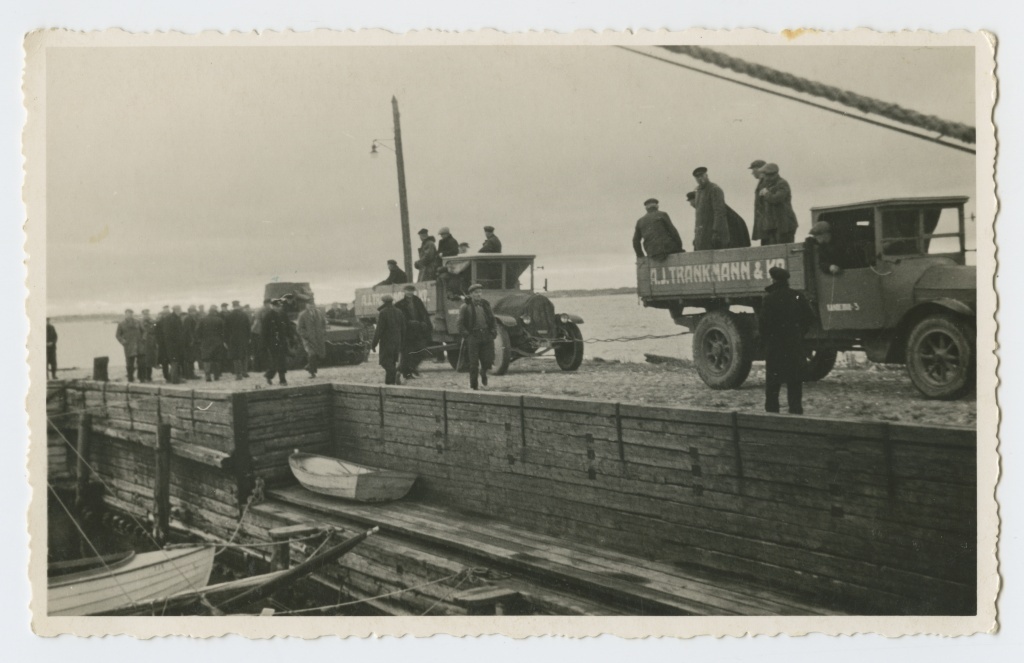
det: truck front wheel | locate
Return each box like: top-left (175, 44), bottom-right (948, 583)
top-left (804, 349), bottom-right (838, 382)
top-left (905, 314), bottom-right (975, 400)
top-left (693, 310), bottom-right (753, 389)
top-left (554, 322), bottom-right (585, 371)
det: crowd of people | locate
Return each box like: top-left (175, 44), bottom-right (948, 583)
top-left (113, 296), bottom-right (337, 387)
top-left (633, 161), bottom-right (798, 258)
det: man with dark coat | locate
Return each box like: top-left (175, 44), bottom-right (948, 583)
top-left (457, 283), bottom-right (497, 390)
top-left (115, 308), bottom-right (144, 382)
top-left (395, 284), bottom-right (432, 379)
top-left (414, 229), bottom-right (441, 282)
top-left (371, 294), bottom-right (405, 385)
top-left (46, 318), bottom-right (58, 380)
top-left (437, 227), bottom-right (460, 258)
top-left (691, 167), bottom-right (732, 250)
top-left (196, 304), bottom-right (226, 382)
top-left (250, 299), bottom-right (271, 371)
top-left (156, 305), bottom-right (185, 383)
top-left (748, 159), bottom-right (768, 244)
top-left (757, 163), bottom-right (799, 244)
top-left (805, 221), bottom-right (849, 275)
top-left (758, 267), bottom-right (815, 415)
top-left (376, 259), bottom-right (408, 286)
top-left (181, 306), bottom-right (200, 379)
top-left (480, 226), bottom-right (502, 253)
top-left (262, 298), bottom-right (292, 385)
top-left (139, 309), bottom-right (158, 383)
top-left (633, 198), bottom-right (684, 260)
top-left (225, 300), bottom-right (252, 380)
top-left (688, 191), bottom-right (750, 249)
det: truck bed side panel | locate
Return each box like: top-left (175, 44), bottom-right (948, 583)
top-left (637, 244), bottom-right (807, 300)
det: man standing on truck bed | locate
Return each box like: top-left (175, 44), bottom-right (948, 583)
top-left (757, 163), bottom-right (799, 244)
top-left (759, 267), bottom-right (815, 415)
top-left (692, 167), bottom-right (731, 250)
top-left (458, 283), bottom-right (497, 391)
top-left (748, 159), bottom-right (768, 244)
top-left (633, 198), bottom-right (684, 260)
top-left (415, 228), bottom-right (441, 282)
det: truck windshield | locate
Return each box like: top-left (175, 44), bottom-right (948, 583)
top-left (881, 206), bottom-right (964, 257)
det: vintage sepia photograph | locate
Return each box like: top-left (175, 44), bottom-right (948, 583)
top-left (24, 29), bottom-right (997, 638)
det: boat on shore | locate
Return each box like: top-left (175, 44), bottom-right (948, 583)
top-left (48, 546), bottom-right (216, 616)
top-left (289, 451), bottom-right (416, 503)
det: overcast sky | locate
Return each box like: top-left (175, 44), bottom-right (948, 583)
top-left (45, 45), bottom-right (975, 314)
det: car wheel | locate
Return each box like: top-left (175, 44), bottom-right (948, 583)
top-left (554, 322), bottom-right (585, 371)
top-left (906, 314), bottom-right (975, 400)
top-left (693, 310), bottom-right (753, 389)
top-left (804, 348), bottom-right (838, 382)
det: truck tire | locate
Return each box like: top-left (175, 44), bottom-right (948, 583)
top-left (492, 325), bottom-right (513, 376)
top-left (554, 322), bottom-right (585, 371)
top-left (804, 349), bottom-right (838, 382)
top-left (906, 314), bottom-right (975, 400)
top-left (693, 310), bottom-right (753, 389)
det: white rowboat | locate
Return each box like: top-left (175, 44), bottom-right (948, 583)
top-left (289, 451), bottom-right (417, 502)
top-left (48, 546), bottom-right (215, 616)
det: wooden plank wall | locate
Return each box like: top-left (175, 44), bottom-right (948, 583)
top-left (332, 384), bottom-right (976, 615)
top-left (46, 382), bottom-right (73, 480)
top-left (243, 384), bottom-right (334, 484)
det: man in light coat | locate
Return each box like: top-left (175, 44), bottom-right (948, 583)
top-left (115, 309), bottom-right (144, 383)
top-left (296, 297), bottom-right (328, 378)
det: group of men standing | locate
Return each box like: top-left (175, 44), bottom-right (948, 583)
top-left (371, 282), bottom-right (495, 390)
top-left (633, 162), bottom-right (798, 258)
top-left (413, 225), bottom-right (502, 282)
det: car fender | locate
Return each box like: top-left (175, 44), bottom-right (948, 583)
top-left (923, 297), bottom-right (975, 319)
top-left (495, 314), bottom-right (519, 328)
top-left (559, 313), bottom-right (584, 325)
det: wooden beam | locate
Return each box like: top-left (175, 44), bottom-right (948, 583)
top-left (74, 413), bottom-right (92, 510)
top-left (152, 423), bottom-right (172, 544)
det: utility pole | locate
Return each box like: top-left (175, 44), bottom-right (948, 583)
top-left (392, 96), bottom-right (413, 277)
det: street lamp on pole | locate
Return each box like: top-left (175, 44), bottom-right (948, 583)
top-left (369, 97), bottom-right (413, 278)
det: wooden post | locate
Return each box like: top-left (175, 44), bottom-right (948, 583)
top-left (270, 542), bottom-right (290, 572)
top-left (392, 96), bottom-right (413, 277)
top-left (153, 423), bottom-right (172, 544)
top-left (74, 413), bottom-right (92, 510)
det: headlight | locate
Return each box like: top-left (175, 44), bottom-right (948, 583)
top-left (520, 314), bottom-right (531, 325)
top-left (559, 314), bottom-right (570, 324)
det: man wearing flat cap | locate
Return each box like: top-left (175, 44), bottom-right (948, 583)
top-left (437, 227), bottom-right (460, 259)
top-left (396, 284), bottom-right (431, 379)
top-left (748, 160), bottom-right (769, 244)
top-left (480, 225), bottom-right (502, 254)
top-left (198, 304), bottom-right (227, 382)
top-left (414, 229), bottom-right (441, 282)
top-left (758, 266), bottom-right (815, 415)
top-left (376, 259), bottom-right (408, 287)
top-left (457, 283), bottom-right (497, 390)
top-left (262, 298), bottom-right (292, 386)
top-left (633, 198), bottom-right (684, 260)
top-left (371, 293), bottom-right (405, 385)
top-left (226, 300), bottom-right (252, 380)
top-left (691, 167), bottom-right (732, 250)
top-left (757, 163), bottom-right (799, 245)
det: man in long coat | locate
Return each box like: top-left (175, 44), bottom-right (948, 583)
top-left (414, 229), bottom-right (441, 282)
top-left (181, 306), bottom-right (200, 379)
top-left (633, 198), bottom-right (684, 259)
top-left (156, 305), bottom-right (185, 383)
top-left (757, 163), bottom-right (799, 244)
top-left (296, 297), bottom-right (328, 378)
top-left (748, 159), bottom-right (768, 244)
top-left (457, 283), bottom-right (497, 390)
top-left (479, 225), bottom-right (502, 253)
top-left (262, 298), bottom-right (292, 385)
top-left (115, 308), bottom-right (144, 382)
top-left (371, 294), bottom-right (405, 385)
top-left (395, 284), bottom-right (431, 379)
top-left (139, 309), bottom-right (158, 383)
top-left (691, 166), bottom-right (732, 250)
top-left (197, 304), bottom-right (226, 382)
top-left (758, 267), bottom-right (815, 415)
top-left (46, 318), bottom-right (58, 380)
top-left (225, 300), bottom-right (252, 380)
top-left (437, 227), bottom-right (460, 258)
top-left (376, 259), bottom-right (408, 286)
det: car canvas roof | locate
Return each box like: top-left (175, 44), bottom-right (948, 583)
top-left (811, 196), bottom-right (970, 215)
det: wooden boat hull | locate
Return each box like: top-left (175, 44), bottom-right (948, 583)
top-left (289, 452), bottom-right (416, 502)
top-left (48, 546), bottom-right (215, 616)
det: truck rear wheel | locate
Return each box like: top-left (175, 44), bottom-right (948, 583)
top-left (693, 310), bottom-right (753, 389)
top-left (906, 314), bottom-right (975, 400)
top-left (804, 349), bottom-right (838, 382)
top-left (492, 326), bottom-right (512, 376)
top-left (554, 322), bottom-right (585, 371)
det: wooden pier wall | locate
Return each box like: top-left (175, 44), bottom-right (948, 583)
top-left (48, 380), bottom-right (976, 615)
top-left (331, 384), bottom-right (977, 615)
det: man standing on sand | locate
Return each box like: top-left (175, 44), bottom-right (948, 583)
top-left (395, 284), bottom-right (431, 380)
top-left (633, 198), bottom-right (684, 260)
top-left (296, 296), bottom-right (328, 379)
top-left (457, 284), bottom-right (497, 391)
top-left (479, 226), bottom-right (502, 253)
top-left (262, 298), bottom-right (292, 386)
top-left (115, 308), bottom-right (144, 383)
top-left (197, 304), bottom-right (226, 382)
top-left (759, 266), bottom-right (814, 415)
top-left (226, 300), bottom-right (252, 380)
top-left (46, 318), bottom-right (58, 380)
top-left (691, 166), bottom-right (731, 250)
top-left (181, 306), bottom-right (200, 379)
top-left (139, 309), bottom-right (158, 383)
top-left (156, 305), bottom-right (185, 383)
top-left (757, 163), bottom-right (799, 245)
top-left (371, 294), bottom-right (405, 386)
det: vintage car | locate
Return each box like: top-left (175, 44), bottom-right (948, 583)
top-left (354, 254), bottom-right (585, 374)
top-left (262, 282), bottom-right (371, 369)
top-left (637, 196), bottom-right (976, 399)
